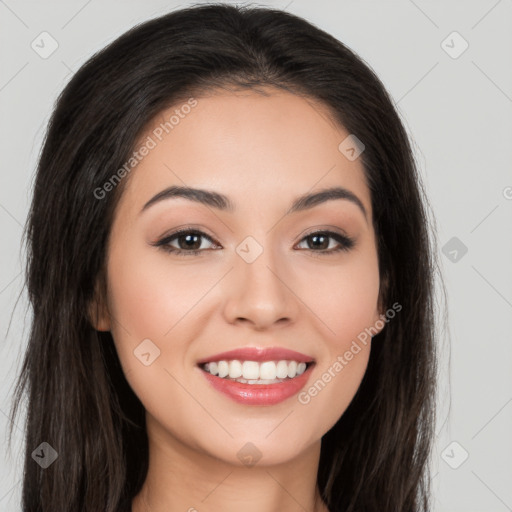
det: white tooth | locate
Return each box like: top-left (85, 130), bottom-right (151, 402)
top-left (259, 361), bottom-right (277, 380)
top-left (296, 362), bottom-right (307, 375)
top-left (217, 360), bottom-right (229, 378)
top-left (231, 378), bottom-right (284, 385)
top-left (242, 361), bottom-right (260, 380)
top-left (246, 379), bottom-right (282, 385)
top-left (213, 360), bottom-right (306, 380)
top-left (276, 360), bottom-right (289, 379)
top-left (228, 360), bottom-right (243, 379)
top-left (287, 361), bottom-right (297, 378)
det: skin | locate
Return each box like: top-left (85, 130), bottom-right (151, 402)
top-left (91, 87), bottom-right (384, 512)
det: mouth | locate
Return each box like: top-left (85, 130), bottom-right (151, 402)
top-left (197, 347), bottom-right (316, 405)
top-left (199, 359), bottom-right (314, 383)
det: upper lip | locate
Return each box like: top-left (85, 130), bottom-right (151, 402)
top-left (197, 346), bottom-right (315, 364)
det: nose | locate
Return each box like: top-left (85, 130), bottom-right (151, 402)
top-left (222, 243), bottom-right (300, 331)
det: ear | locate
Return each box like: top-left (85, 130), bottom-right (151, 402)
top-left (87, 278), bottom-right (111, 331)
top-left (371, 271), bottom-right (390, 336)
top-left (370, 308), bottom-right (387, 337)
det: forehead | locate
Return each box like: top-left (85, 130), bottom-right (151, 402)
top-left (117, 89), bottom-right (372, 217)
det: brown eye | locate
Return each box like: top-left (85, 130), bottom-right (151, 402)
top-left (153, 229), bottom-right (218, 256)
top-left (173, 232), bottom-right (202, 251)
top-left (296, 231), bottom-right (355, 254)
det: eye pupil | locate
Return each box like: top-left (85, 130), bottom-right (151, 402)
top-left (309, 234), bottom-right (328, 250)
top-left (180, 234), bottom-right (201, 250)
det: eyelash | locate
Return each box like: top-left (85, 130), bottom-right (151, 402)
top-left (152, 228), bottom-right (355, 257)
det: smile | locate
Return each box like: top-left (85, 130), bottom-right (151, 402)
top-left (197, 347), bottom-right (315, 405)
top-left (201, 359), bottom-right (310, 383)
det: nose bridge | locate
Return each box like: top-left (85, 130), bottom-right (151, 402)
top-left (223, 234), bottom-right (297, 328)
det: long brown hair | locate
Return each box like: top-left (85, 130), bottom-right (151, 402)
top-left (8, 4), bottom-right (439, 511)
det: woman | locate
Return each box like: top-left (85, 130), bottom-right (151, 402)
top-left (8, 3), bottom-right (438, 511)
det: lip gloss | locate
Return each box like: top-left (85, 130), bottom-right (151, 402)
top-left (200, 364), bottom-right (314, 405)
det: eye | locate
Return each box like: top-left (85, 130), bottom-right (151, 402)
top-left (152, 228), bottom-right (355, 257)
top-left (295, 230), bottom-right (355, 255)
top-left (152, 228), bottom-right (219, 256)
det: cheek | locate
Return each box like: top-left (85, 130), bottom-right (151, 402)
top-left (323, 269), bottom-right (380, 345)
top-left (292, 251), bottom-right (379, 429)
top-left (106, 243), bottom-right (216, 343)
top-left (297, 343), bottom-right (371, 443)
top-left (104, 240), bottom-right (230, 408)
top-left (104, 245), bottom-right (209, 417)
top-left (296, 250), bottom-right (381, 348)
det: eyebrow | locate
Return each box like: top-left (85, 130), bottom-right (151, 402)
top-left (140, 185), bottom-right (367, 220)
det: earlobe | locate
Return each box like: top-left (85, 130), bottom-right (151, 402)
top-left (373, 272), bottom-right (390, 336)
top-left (373, 309), bottom-right (387, 336)
top-left (88, 299), bottom-right (111, 331)
top-left (371, 299), bottom-right (388, 337)
top-left (87, 278), bottom-right (111, 331)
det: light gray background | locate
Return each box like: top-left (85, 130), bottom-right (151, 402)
top-left (1, 1), bottom-right (511, 511)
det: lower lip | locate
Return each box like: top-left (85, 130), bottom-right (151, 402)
top-left (200, 364), bottom-right (314, 405)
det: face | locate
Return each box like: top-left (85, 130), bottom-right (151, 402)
top-left (94, 88), bottom-right (384, 466)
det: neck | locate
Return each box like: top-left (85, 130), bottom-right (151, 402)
top-left (132, 413), bottom-right (329, 512)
